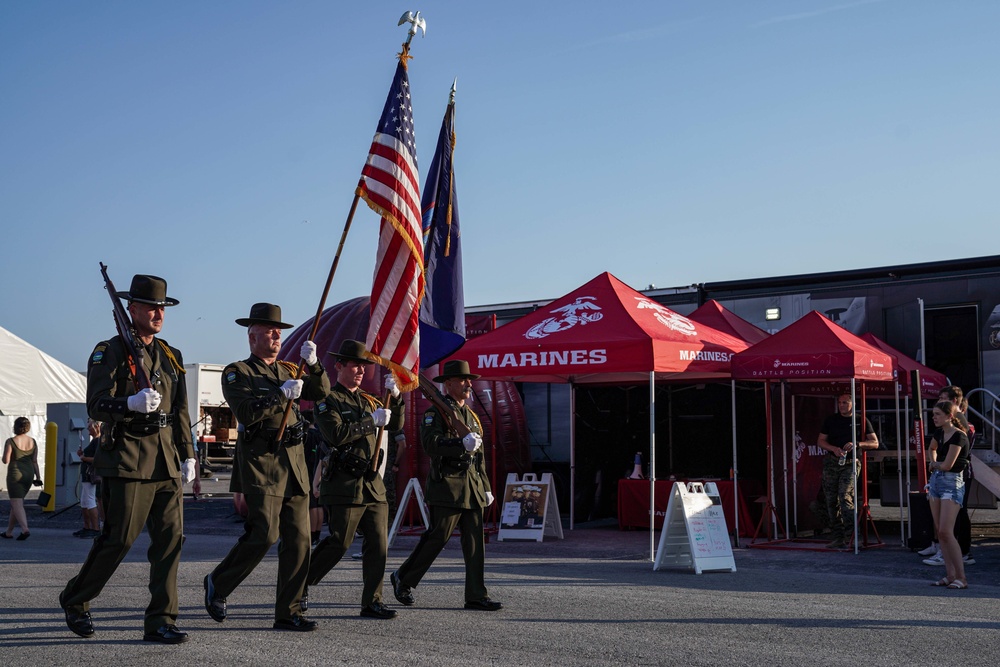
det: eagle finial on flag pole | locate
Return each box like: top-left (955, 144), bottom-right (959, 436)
top-left (397, 10), bottom-right (427, 66)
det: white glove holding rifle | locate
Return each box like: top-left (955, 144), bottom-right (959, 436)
top-left (463, 433), bottom-right (482, 452)
top-left (127, 387), bottom-right (162, 414)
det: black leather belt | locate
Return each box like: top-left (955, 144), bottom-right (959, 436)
top-left (125, 412), bottom-right (174, 435)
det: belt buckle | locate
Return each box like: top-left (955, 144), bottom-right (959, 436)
top-left (157, 413), bottom-right (169, 428)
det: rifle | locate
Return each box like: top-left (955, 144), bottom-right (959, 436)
top-left (99, 262), bottom-right (153, 391)
top-left (417, 375), bottom-right (471, 438)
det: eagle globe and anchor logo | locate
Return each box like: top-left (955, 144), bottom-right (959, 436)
top-left (524, 296), bottom-right (603, 340)
top-left (634, 297), bottom-right (697, 336)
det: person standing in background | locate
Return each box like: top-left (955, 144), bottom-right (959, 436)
top-left (74, 420), bottom-right (103, 538)
top-left (3, 416), bottom-right (42, 540)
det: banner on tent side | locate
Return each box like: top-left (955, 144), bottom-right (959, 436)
top-left (653, 482), bottom-right (736, 574)
top-left (497, 473), bottom-right (564, 542)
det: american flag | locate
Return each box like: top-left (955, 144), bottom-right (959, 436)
top-left (357, 58), bottom-right (424, 389)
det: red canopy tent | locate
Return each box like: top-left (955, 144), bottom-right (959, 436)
top-left (444, 272), bottom-right (750, 555)
top-left (687, 300), bottom-right (770, 345)
top-left (859, 332), bottom-right (948, 396)
top-left (450, 272), bottom-right (748, 383)
top-left (731, 311), bottom-right (895, 551)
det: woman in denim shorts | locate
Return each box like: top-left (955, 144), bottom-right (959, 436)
top-left (927, 400), bottom-right (971, 589)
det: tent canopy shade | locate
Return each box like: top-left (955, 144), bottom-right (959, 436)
top-left (731, 311), bottom-right (894, 382)
top-left (446, 272), bottom-right (749, 384)
top-left (686, 299), bottom-right (770, 345)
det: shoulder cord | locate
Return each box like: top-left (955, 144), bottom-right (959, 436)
top-left (466, 408), bottom-right (484, 435)
top-left (156, 340), bottom-right (186, 375)
top-left (359, 391), bottom-right (382, 411)
top-left (277, 360), bottom-right (299, 376)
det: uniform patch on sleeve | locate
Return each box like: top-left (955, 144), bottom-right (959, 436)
top-left (225, 371), bottom-right (237, 384)
top-left (317, 401), bottom-right (328, 413)
top-left (423, 411), bottom-right (436, 426)
top-left (91, 344), bottom-right (107, 365)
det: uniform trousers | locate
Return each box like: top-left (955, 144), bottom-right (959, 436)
top-left (396, 505), bottom-right (487, 601)
top-left (308, 500), bottom-right (388, 607)
top-left (822, 457), bottom-right (861, 540)
top-left (62, 476), bottom-right (183, 633)
top-left (211, 492), bottom-right (309, 621)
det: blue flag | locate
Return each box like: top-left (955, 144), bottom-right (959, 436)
top-left (419, 92), bottom-right (465, 367)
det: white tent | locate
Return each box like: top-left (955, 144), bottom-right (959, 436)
top-left (0, 325), bottom-right (86, 488)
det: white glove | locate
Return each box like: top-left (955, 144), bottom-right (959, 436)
top-left (485, 491), bottom-right (495, 507)
top-left (181, 458), bottom-right (197, 485)
top-left (300, 340), bottom-right (318, 366)
top-left (280, 379), bottom-right (303, 400)
top-left (127, 388), bottom-right (162, 414)
top-left (384, 374), bottom-right (400, 398)
top-left (463, 433), bottom-right (482, 452)
top-left (372, 408), bottom-right (391, 427)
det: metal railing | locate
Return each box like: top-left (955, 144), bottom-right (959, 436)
top-left (966, 387), bottom-right (1000, 454)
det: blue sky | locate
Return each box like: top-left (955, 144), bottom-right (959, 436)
top-left (2, 1), bottom-right (998, 370)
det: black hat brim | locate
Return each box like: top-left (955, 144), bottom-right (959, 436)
top-left (116, 291), bottom-right (180, 307)
top-left (328, 351), bottom-right (375, 364)
top-left (432, 372), bottom-right (481, 382)
top-left (235, 318), bottom-right (294, 329)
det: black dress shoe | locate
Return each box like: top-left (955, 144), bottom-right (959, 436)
top-left (390, 571), bottom-right (414, 606)
top-left (143, 624), bottom-right (189, 644)
top-left (16, 531), bottom-right (30, 541)
top-left (464, 597), bottom-right (503, 611)
top-left (204, 574), bottom-right (227, 622)
top-left (360, 602), bottom-right (397, 619)
top-left (273, 615), bottom-right (317, 632)
top-left (59, 591), bottom-right (95, 638)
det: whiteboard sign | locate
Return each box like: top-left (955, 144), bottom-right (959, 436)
top-left (653, 482), bottom-right (736, 574)
top-left (497, 473), bottom-right (564, 542)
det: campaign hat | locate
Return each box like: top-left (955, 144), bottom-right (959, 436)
top-left (328, 339), bottom-right (374, 364)
top-left (115, 274), bottom-right (179, 307)
top-left (432, 359), bottom-right (480, 382)
top-left (235, 303), bottom-right (294, 329)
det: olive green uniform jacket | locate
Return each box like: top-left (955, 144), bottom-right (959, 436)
top-left (88, 335), bottom-right (194, 478)
top-left (222, 355), bottom-right (330, 498)
top-left (422, 398), bottom-right (491, 509)
top-left (315, 382), bottom-right (404, 505)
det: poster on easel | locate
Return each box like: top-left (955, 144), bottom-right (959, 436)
top-left (653, 482), bottom-right (736, 574)
top-left (497, 473), bottom-right (564, 542)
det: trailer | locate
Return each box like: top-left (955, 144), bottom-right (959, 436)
top-left (184, 363), bottom-right (238, 464)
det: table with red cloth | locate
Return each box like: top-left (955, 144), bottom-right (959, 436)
top-left (616, 478), bottom-right (763, 537)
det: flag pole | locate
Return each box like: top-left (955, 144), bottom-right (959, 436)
top-left (276, 190), bottom-right (363, 440)
top-left (276, 12), bottom-right (427, 440)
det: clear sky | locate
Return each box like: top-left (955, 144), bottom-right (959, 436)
top-left (2, 1), bottom-right (998, 371)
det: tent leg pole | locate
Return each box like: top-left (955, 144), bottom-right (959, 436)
top-left (570, 384), bottom-right (575, 531)
top-left (649, 371), bottom-right (655, 562)
top-left (731, 380), bottom-right (739, 546)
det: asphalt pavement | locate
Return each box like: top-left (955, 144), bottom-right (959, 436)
top-left (2, 487), bottom-right (999, 666)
